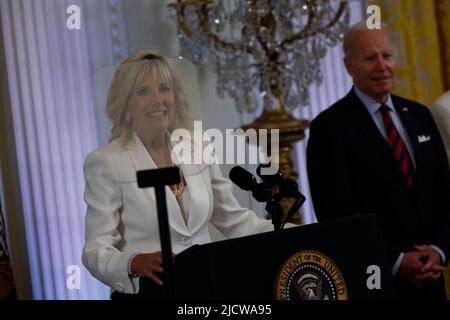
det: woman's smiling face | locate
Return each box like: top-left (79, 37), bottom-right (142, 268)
top-left (127, 71), bottom-right (176, 137)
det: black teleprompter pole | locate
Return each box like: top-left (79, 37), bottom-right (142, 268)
top-left (137, 166), bottom-right (180, 298)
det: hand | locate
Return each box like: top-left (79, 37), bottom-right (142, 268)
top-left (131, 252), bottom-right (175, 285)
top-left (412, 245), bottom-right (443, 285)
top-left (398, 250), bottom-right (428, 283)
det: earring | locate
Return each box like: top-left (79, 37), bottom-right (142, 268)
top-left (124, 112), bottom-right (131, 123)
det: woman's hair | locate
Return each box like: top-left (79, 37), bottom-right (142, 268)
top-left (106, 49), bottom-right (192, 143)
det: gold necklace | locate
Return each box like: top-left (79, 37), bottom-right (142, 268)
top-left (165, 137), bottom-right (188, 225)
top-left (169, 166), bottom-right (187, 225)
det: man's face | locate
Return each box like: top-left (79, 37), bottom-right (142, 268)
top-left (344, 28), bottom-right (396, 103)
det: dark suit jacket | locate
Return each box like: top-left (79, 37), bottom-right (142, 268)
top-left (307, 88), bottom-right (450, 298)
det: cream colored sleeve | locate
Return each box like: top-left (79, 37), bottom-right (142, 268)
top-left (82, 151), bottom-right (139, 294)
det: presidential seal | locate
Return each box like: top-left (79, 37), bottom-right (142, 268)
top-left (274, 250), bottom-right (348, 300)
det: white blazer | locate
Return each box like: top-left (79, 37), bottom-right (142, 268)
top-left (82, 132), bottom-right (274, 294)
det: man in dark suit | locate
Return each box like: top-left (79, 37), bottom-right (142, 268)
top-left (307, 22), bottom-right (450, 299)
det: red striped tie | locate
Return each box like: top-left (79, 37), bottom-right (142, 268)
top-left (379, 105), bottom-right (415, 188)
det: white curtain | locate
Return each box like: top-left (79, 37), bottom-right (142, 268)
top-left (0, 0), bottom-right (128, 299)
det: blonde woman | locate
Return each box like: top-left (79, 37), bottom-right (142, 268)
top-left (82, 50), bottom-right (274, 299)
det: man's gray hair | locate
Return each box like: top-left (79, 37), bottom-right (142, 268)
top-left (343, 21), bottom-right (394, 58)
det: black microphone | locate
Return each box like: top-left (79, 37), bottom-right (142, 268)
top-left (257, 163), bottom-right (302, 199)
top-left (279, 178), bottom-right (302, 199)
top-left (256, 162), bottom-right (283, 185)
top-left (229, 166), bottom-right (272, 202)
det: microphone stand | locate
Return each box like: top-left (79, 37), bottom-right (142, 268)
top-left (153, 185), bottom-right (175, 297)
top-left (265, 197), bottom-right (284, 231)
top-left (269, 187), bottom-right (306, 230)
top-left (281, 194), bottom-right (306, 229)
top-left (137, 167), bottom-right (181, 299)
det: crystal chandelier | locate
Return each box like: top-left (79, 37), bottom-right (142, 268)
top-left (168, 0), bottom-right (351, 223)
top-left (168, 0), bottom-right (350, 114)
